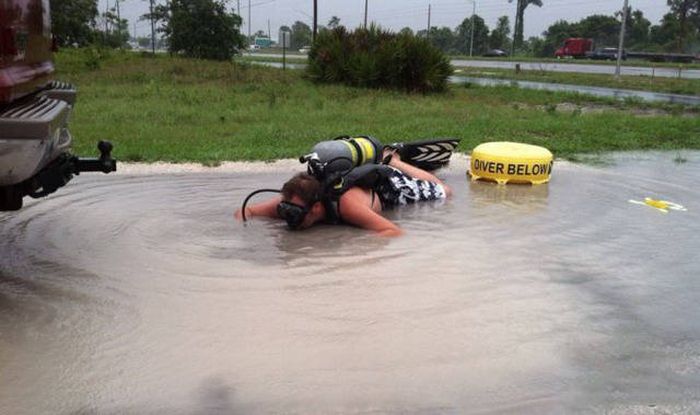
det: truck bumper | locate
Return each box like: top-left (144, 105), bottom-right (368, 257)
top-left (0, 83), bottom-right (116, 211)
top-left (0, 95), bottom-right (72, 186)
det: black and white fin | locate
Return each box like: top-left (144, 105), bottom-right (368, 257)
top-left (391, 138), bottom-right (461, 171)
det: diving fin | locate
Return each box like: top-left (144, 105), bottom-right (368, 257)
top-left (388, 138), bottom-right (461, 171)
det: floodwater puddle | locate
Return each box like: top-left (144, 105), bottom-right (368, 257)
top-left (1, 153), bottom-right (700, 414)
top-left (451, 76), bottom-right (700, 106)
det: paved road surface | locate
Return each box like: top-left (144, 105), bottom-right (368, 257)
top-left (451, 59), bottom-right (700, 80)
top-left (249, 53), bottom-right (700, 80)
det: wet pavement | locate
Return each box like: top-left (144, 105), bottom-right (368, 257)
top-left (250, 53), bottom-right (700, 80)
top-left (452, 76), bottom-right (700, 106)
top-left (450, 59), bottom-right (700, 80)
top-left (250, 61), bottom-right (700, 105)
top-left (1, 153), bottom-right (700, 414)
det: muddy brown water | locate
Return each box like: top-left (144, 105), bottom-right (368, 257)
top-left (1, 153), bottom-right (699, 414)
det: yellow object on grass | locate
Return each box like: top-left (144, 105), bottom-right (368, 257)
top-left (469, 142), bottom-right (553, 185)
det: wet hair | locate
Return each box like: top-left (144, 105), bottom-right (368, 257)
top-left (281, 173), bottom-right (321, 206)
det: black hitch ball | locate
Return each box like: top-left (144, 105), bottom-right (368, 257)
top-left (75, 140), bottom-right (117, 174)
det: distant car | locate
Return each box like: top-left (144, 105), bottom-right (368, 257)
top-left (299, 46), bottom-right (311, 54)
top-left (248, 44), bottom-right (261, 52)
top-left (483, 49), bottom-right (508, 58)
top-left (586, 47), bottom-right (626, 61)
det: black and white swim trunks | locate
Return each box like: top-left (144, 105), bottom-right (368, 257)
top-left (377, 167), bottom-right (447, 209)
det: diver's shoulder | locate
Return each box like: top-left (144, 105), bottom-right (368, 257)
top-left (338, 186), bottom-right (372, 203)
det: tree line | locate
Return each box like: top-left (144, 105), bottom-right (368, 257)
top-left (529, 1), bottom-right (700, 57)
top-left (409, 2), bottom-right (699, 57)
top-left (50, 0), bottom-right (699, 60)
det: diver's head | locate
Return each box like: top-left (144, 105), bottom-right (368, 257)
top-left (279, 173), bottom-right (325, 230)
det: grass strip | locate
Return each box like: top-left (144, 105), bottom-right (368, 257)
top-left (55, 49), bottom-right (700, 164)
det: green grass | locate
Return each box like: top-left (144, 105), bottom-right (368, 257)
top-left (55, 49), bottom-right (700, 164)
top-left (454, 66), bottom-right (700, 96)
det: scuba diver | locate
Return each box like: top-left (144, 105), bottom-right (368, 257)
top-left (235, 136), bottom-right (459, 237)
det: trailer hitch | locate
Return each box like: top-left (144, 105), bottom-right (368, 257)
top-left (29, 141), bottom-right (117, 198)
top-left (74, 141), bottom-right (117, 174)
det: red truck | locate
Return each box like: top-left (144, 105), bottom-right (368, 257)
top-left (554, 37), bottom-right (696, 63)
top-left (0, 0), bottom-right (115, 211)
top-left (554, 38), bottom-right (593, 59)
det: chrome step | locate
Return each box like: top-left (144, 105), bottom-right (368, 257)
top-left (42, 81), bottom-right (77, 106)
top-left (0, 95), bottom-right (70, 140)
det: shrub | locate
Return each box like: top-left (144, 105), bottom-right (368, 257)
top-left (157, 0), bottom-right (246, 61)
top-left (306, 25), bottom-right (453, 93)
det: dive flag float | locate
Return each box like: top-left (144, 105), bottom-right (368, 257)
top-left (469, 142), bottom-right (554, 185)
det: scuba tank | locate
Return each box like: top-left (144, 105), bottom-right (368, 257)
top-left (300, 135), bottom-right (461, 181)
top-left (300, 135), bottom-right (384, 181)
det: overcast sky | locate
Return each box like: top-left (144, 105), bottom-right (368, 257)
top-left (109, 0), bottom-right (670, 41)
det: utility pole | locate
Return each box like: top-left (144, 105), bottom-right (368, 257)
top-left (268, 19), bottom-right (271, 40)
top-left (115, 0), bottom-right (121, 39)
top-left (364, 0), bottom-right (368, 29)
top-left (510, 0), bottom-right (519, 56)
top-left (469, 1), bottom-right (476, 57)
top-left (149, 0), bottom-right (155, 53)
top-left (615, 0), bottom-right (629, 79)
top-left (248, 0), bottom-right (251, 42)
top-left (427, 4), bottom-right (431, 39)
top-left (313, 0), bottom-right (317, 42)
top-left (237, 0), bottom-right (240, 16)
top-left (105, 0), bottom-right (109, 34)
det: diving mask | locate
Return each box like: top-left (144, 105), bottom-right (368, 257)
top-left (276, 201), bottom-right (309, 230)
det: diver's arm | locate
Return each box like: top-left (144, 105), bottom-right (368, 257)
top-left (339, 192), bottom-right (403, 237)
top-left (234, 196), bottom-right (282, 221)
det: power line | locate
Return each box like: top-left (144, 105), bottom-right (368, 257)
top-left (239, 0), bottom-right (275, 10)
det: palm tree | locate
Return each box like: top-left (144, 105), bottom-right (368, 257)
top-left (509, 0), bottom-right (543, 49)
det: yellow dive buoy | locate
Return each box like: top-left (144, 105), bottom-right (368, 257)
top-left (469, 142), bottom-right (553, 185)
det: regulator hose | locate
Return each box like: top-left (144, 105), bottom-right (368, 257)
top-left (240, 188), bottom-right (281, 222)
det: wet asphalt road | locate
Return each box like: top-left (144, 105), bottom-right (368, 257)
top-left (250, 53), bottom-right (700, 80)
